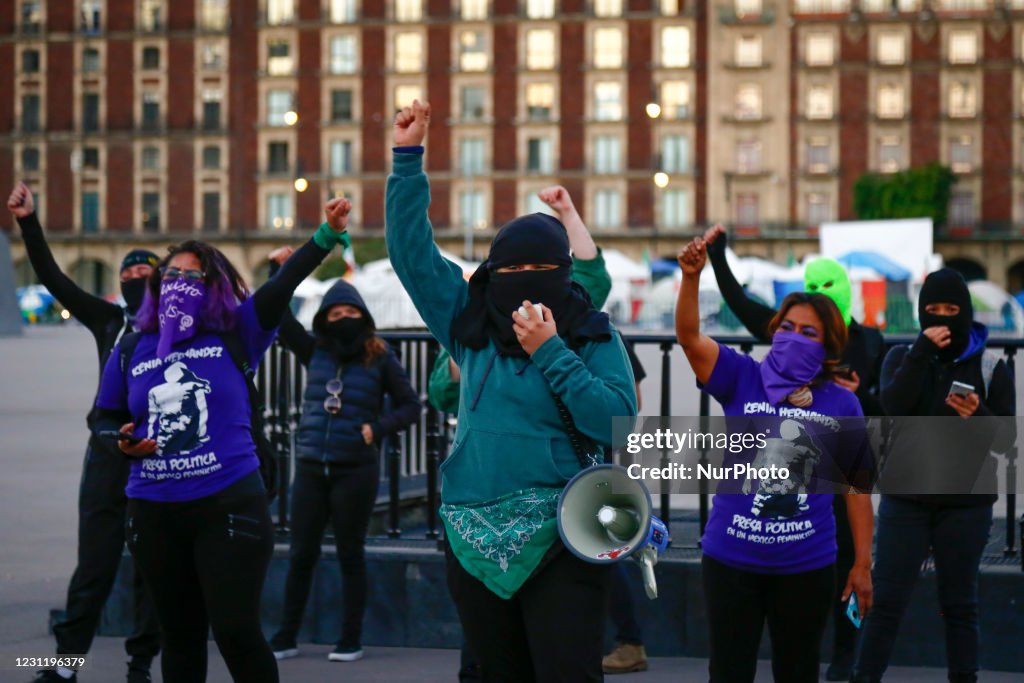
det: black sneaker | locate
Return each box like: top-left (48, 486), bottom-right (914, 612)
top-left (270, 634), bottom-right (299, 661)
top-left (29, 671), bottom-right (76, 683)
top-left (327, 644), bottom-right (363, 662)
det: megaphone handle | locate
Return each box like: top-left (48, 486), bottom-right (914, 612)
top-left (638, 549), bottom-right (658, 600)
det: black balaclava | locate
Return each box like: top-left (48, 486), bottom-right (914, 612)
top-left (313, 280), bottom-right (376, 363)
top-left (918, 267), bottom-right (973, 361)
top-left (119, 249), bottom-right (159, 312)
top-left (451, 213), bottom-right (611, 358)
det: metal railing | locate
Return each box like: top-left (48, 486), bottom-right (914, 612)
top-left (255, 331), bottom-right (1022, 567)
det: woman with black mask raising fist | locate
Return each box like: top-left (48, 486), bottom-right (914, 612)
top-left (265, 248), bottom-right (421, 664)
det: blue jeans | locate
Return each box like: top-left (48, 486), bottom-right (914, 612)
top-left (853, 496), bottom-right (992, 678)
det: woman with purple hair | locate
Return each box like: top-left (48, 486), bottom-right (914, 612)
top-left (90, 199), bottom-right (353, 683)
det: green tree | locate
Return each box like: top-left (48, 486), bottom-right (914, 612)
top-left (852, 162), bottom-right (956, 225)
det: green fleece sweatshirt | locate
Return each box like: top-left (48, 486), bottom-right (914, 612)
top-left (386, 150), bottom-right (637, 597)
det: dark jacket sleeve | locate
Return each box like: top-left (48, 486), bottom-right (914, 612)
top-left (974, 359), bottom-right (1016, 453)
top-left (371, 348), bottom-right (423, 439)
top-left (252, 239), bottom-right (330, 330)
top-left (880, 340), bottom-right (932, 416)
top-left (17, 212), bottom-right (121, 334)
top-left (707, 242), bottom-right (774, 342)
top-left (266, 255), bottom-right (317, 366)
top-left (857, 331), bottom-right (886, 417)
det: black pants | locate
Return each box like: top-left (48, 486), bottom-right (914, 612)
top-left (274, 459), bottom-right (379, 647)
top-left (608, 562), bottom-right (643, 645)
top-left (53, 439), bottom-right (159, 664)
top-left (703, 555), bottom-right (835, 683)
top-left (447, 543), bottom-right (610, 683)
top-left (853, 496), bottom-right (992, 679)
top-left (126, 473), bottom-right (277, 683)
top-left (830, 495), bottom-right (857, 661)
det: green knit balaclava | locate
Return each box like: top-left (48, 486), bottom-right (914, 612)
top-left (804, 257), bottom-right (852, 327)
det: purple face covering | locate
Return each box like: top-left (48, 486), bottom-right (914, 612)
top-left (156, 278), bottom-right (206, 359)
top-left (759, 331), bottom-right (826, 405)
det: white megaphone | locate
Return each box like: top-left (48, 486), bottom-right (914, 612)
top-left (557, 464), bottom-right (670, 599)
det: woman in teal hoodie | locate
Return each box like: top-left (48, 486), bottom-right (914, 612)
top-left (387, 101), bottom-right (637, 681)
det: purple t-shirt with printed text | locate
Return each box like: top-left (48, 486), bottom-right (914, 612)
top-left (700, 344), bottom-right (871, 574)
top-left (95, 297), bottom-right (277, 502)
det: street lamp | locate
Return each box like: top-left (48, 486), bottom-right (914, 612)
top-left (646, 102), bottom-right (662, 119)
top-left (654, 172), bottom-right (670, 189)
top-left (293, 177), bottom-right (309, 193)
top-left (284, 110), bottom-right (298, 126)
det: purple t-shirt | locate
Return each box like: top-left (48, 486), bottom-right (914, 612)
top-left (700, 343), bottom-right (870, 574)
top-left (95, 297), bottom-right (277, 502)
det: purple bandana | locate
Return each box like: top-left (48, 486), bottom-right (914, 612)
top-left (156, 279), bottom-right (206, 359)
top-left (759, 331), bottom-right (826, 405)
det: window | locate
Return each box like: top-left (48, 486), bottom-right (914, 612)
top-left (877, 32), bottom-right (904, 65)
top-left (81, 0), bottom-right (102, 32)
top-left (949, 30), bottom-right (976, 64)
top-left (527, 193), bottom-right (552, 215)
top-left (142, 192), bottom-right (160, 232)
top-left (331, 89), bottom-right (354, 122)
top-left (329, 0), bottom-right (357, 22)
top-left (593, 82), bottom-right (622, 121)
top-left (661, 135), bottom-right (690, 173)
top-left (330, 140), bottom-right (354, 175)
top-left (267, 40), bottom-right (292, 75)
top-left (200, 0), bottom-right (228, 29)
top-left (526, 83), bottom-right (554, 120)
top-left (948, 80), bottom-right (976, 118)
top-left (526, 29), bottom-right (556, 70)
top-left (83, 47), bottom-right (100, 72)
top-left (202, 192), bottom-right (220, 232)
top-left (459, 30), bottom-right (488, 72)
top-left (805, 33), bottom-right (834, 66)
top-left (660, 0), bottom-right (681, 14)
top-left (593, 190), bottom-right (621, 229)
top-left (459, 138), bottom-right (485, 174)
top-left (661, 190), bottom-right (689, 229)
top-left (141, 145), bottom-right (159, 170)
top-left (21, 2), bottom-right (42, 33)
top-left (460, 86), bottom-right (486, 120)
top-left (950, 135), bottom-right (974, 173)
top-left (661, 27), bottom-right (691, 67)
top-left (82, 147), bottom-right (100, 169)
top-left (806, 193), bottom-right (830, 226)
top-left (266, 193), bottom-right (293, 229)
top-left (200, 43), bottom-right (224, 69)
top-left (140, 0), bottom-right (163, 31)
top-left (594, 0), bottom-right (623, 16)
top-left (526, 0), bottom-right (556, 18)
top-left (877, 84), bottom-right (903, 119)
top-left (22, 94), bottom-right (40, 132)
top-left (202, 89), bottom-right (222, 130)
top-left (22, 147), bottom-right (40, 171)
top-left (806, 85), bottom-right (833, 120)
top-left (266, 0), bottom-right (294, 24)
top-left (526, 137), bottom-right (553, 173)
top-left (735, 36), bottom-right (762, 67)
top-left (594, 136), bottom-right (622, 174)
top-left (330, 35), bottom-right (357, 74)
top-left (736, 0), bottom-right (762, 14)
top-left (461, 0), bottom-right (488, 20)
top-left (735, 84), bottom-right (762, 120)
top-left (82, 93), bottom-right (100, 132)
top-left (22, 49), bottom-right (40, 74)
top-left (395, 0), bottom-right (423, 21)
top-left (736, 193), bottom-right (759, 227)
top-left (268, 141), bottom-right (290, 173)
top-left (661, 80), bottom-right (691, 119)
top-left (142, 46), bottom-right (160, 70)
top-left (141, 92), bottom-right (160, 129)
top-left (81, 192), bottom-right (100, 233)
top-left (593, 28), bottom-right (623, 69)
top-left (878, 136), bottom-right (901, 172)
top-left (806, 137), bottom-right (830, 172)
top-left (736, 140), bottom-right (761, 174)
top-left (949, 191), bottom-right (975, 226)
top-left (394, 85), bottom-right (423, 110)
top-left (395, 32), bottom-right (423, 72)
top-left (202, 145), bottom-right (221, 169)
top-left (460, 190), bottom-right (486, 228)
top-left (266, 89), bottom-right (293, 125)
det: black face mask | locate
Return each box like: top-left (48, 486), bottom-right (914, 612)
top-left (319, 317), bottom-right (371, 362)
top-left (325, 317), bottom-right (367, 341)
top-left (120, 277), bottom-right (148, 313)
top-left (918, 268), bottom-right (973, 361)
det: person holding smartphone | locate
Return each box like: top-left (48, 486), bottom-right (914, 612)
top-left (703, 225), bottom-right (884, 680)
top-left (851, 268), bottom-right (1016, 683)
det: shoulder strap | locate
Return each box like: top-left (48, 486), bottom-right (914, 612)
top-left (118, 331), bottom-right (144, 374)
top-left (219, 332), bottom-right (254, 378)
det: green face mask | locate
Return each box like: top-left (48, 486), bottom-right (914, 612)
top-left (804, 258), bottom-right (852, 326)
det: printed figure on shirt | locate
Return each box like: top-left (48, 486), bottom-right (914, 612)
top-left (147, 361), bottom-right (212, 455)
top-left (744, 420), bottom-right (822, 519)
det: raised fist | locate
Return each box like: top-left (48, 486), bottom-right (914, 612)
top-left (537, 186), bottom-right (576, 215)
top-left (268, 246), bottom-right (295, 266)
top-left (677, 237), bottom-right (707, 277)
top-left (394, 99), bottom-right (431, 147)
top-left (7, 182), bottom-right (34, 218)
top-left (324, 198), bottom-right (352, 233)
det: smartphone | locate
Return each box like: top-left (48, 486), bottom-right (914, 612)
top-left (98, 430), bottom-right (144, 445)
top-left (948, 381), bottom-right (975, 398)
top-left (834, 364), bottom-right (852, 378)
top-left (846, 592), bottom-right (862, 629)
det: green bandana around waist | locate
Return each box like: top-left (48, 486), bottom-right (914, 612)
top-left (441, 487), bottom-right (562, 599)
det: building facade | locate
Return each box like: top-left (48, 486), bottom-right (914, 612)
top-left (2, 0), bottom-right (1023, 292)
